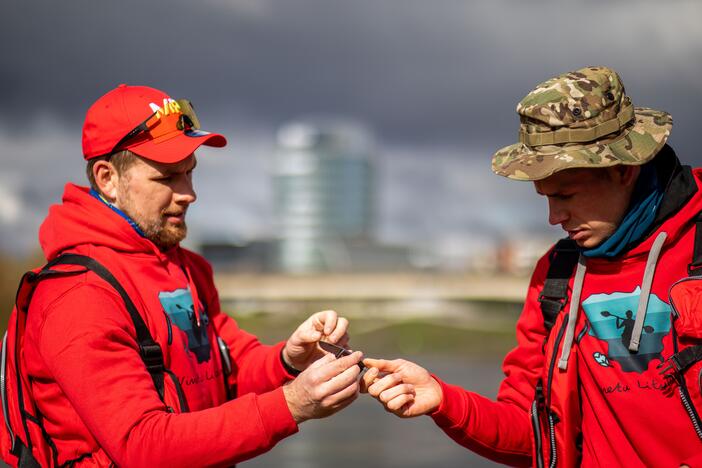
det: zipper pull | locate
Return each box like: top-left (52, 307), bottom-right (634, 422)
top-left (535, 381), bottom-right (546, 411)
top-left (658, 357), bottom-right (682, 380)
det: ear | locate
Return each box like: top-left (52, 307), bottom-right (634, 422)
top-left (617, 165), bottom-right (641, 188)
top-left (93, 160), bottom-right (120, 202)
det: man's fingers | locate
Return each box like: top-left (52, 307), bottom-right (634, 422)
top-left (316, 351), bottom-right (363, 380)
top-left (363, 358), bottom-right (402, 373)
top-left (326, 390), bottom-right (359, 413)
top-left (360, 367), bottom-right (379, 393)
top-left (320, 358), bottom-right (362, 395)
top-left (327, 317), bottom-right (349, 344)
top-left (379, 383), bottom-right (415, 404)
top-left (321, 377), bottom-right (360, 407)
top-left (367, 372), bottom-right (402, 398)
top-left (322, 310), bottom-right (338, 336)
top-left (386, 394), bottom-right (414, 413)
top-left (297, 310), bottom-right (350, 346)
top-left (308, 353), bottom-right (335, 370)
top-left (297, 327), bottom-right (323, 344)
top-left (313, 310), bottom-right (338, 336)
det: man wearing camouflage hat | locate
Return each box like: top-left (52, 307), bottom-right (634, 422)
top-left (361, 66), bottom-right (702, 466)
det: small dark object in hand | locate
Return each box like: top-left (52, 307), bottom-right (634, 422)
top-left (318, 341), bottom-right (365, 370)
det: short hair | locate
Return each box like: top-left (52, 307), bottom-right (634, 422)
top-left (86, 150), bottom-right (140, 193)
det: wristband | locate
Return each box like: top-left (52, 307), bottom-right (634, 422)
top-left (280, 348), bottom-right (302, 376)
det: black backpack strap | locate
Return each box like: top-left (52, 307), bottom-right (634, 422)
top-left (14, 439), bottom-right (41, 468)
top-left (688, 210), bottom-right (702, 276)
top-left (539, 239), bottom-right (580, 332)
top-left (36, 254), bottom-right (165, 401)
top-left (662, 345), bottom-right (702, 378)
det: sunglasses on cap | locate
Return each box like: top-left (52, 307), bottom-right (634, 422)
top-left (110, 99), bottom-right (202, 154)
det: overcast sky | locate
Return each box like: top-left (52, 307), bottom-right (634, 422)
top-left (2, 0), bottom-right (702, 258)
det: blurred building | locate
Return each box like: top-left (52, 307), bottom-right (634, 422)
top-left (201, 118), bottom-right (413, 273)
top-left (274, 119), bottom-right (379, 272)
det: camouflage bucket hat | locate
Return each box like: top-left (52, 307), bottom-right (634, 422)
top-left (491, 66), bottom-right (673, 181)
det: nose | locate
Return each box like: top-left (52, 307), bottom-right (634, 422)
top-left (174, 175), bottom-right (197, 206)
top-left (547, 197), bottom-right (568, 226)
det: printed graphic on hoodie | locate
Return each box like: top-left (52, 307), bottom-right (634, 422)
top-left (582, 287), bottom-right (670, 373)
top-left (159, 288), bottom-right (212, 363)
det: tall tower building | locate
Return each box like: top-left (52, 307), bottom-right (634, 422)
top-left (273, 119), bottom-right (374, 272)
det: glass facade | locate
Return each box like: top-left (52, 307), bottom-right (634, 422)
top-left (273, 120), bottom-right (374, 272)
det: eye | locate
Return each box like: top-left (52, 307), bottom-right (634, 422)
top-left (548, 193), bottom-right (573, 202)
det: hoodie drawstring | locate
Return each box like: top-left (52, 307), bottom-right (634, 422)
top-left (558, 255), bottom-right (586, 371)
top-left (177, 251), bottom-right (203, 328)
top-left (628, 231), bottom-right (668, 352)
top-left (557, 231), bottom-right (668, 368)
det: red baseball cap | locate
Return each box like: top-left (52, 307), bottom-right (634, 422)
top-left (82, 84), bottom-right (227, 162)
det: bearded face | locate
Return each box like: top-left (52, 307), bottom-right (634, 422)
top-left (114, 154), bottom-right (197, 250)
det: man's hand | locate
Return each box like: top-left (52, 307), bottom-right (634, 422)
top-left (283, 351), bottom-right (363, 424)
top-left (361, 358), bottom-right (443, 418)
top-left (282, 310), bottom-right (349, 372)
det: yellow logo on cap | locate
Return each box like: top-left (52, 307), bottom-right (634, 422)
top-left (149, 98), bottom-right (181, 119)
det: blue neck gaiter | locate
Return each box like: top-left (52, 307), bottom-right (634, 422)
top-left (90, 188), bottom-right (147, 238)
top-left (582, 164), bottom-right (663, 258)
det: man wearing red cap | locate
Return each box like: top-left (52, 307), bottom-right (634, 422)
top-left (20, 84), bottom-right (363, 466)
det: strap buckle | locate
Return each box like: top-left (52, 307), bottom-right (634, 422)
top-left (538, 294), bottom-right (567, 331)
top-left (659, 345), bottom-right (702, 380)
top-left (139, 342), bottom-right (164, 373)
top-left (537, 292), bottom-right (566, 307)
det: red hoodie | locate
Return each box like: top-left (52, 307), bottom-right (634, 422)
top-left (431, 167), bottom-right (702, 467)
top-left (23, 183), bottom-right (298, 467)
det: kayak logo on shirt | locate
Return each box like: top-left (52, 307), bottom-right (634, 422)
top-left (158, 288), bottom-right (212, 363)
top-left (582, 287), bottom-right (670, 373)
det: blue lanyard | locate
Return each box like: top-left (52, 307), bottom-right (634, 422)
top-left (89, 188), bottom-right (147, 238)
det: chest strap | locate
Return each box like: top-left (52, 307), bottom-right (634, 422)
top-left (689, 210), bottom-right (702, 276)
top-left (31, 254), bottom-right (166, 401)
top-left (539, 238), bottom-right (580, 333)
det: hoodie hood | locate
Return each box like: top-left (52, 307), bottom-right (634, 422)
top-left (39, 183), bottom-right (160, 261)
top-left (599, 146), bottom-right (701, 260)
top-left (623, 167), bottom-right (702, 260)
top-left (40, 183), bottom-right (206, 330)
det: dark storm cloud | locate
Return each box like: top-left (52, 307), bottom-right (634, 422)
top-left (3, 0), bottom-right (701, 156)
top-left (2, 0), bottom-right (702, 256)
top-left (4, 0), bottom-right (493, 143)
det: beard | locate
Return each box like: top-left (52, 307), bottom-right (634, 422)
top-left (118, 187), bottom-right (188, 251)
top-left (140, 216), bottom-right (188, 251)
